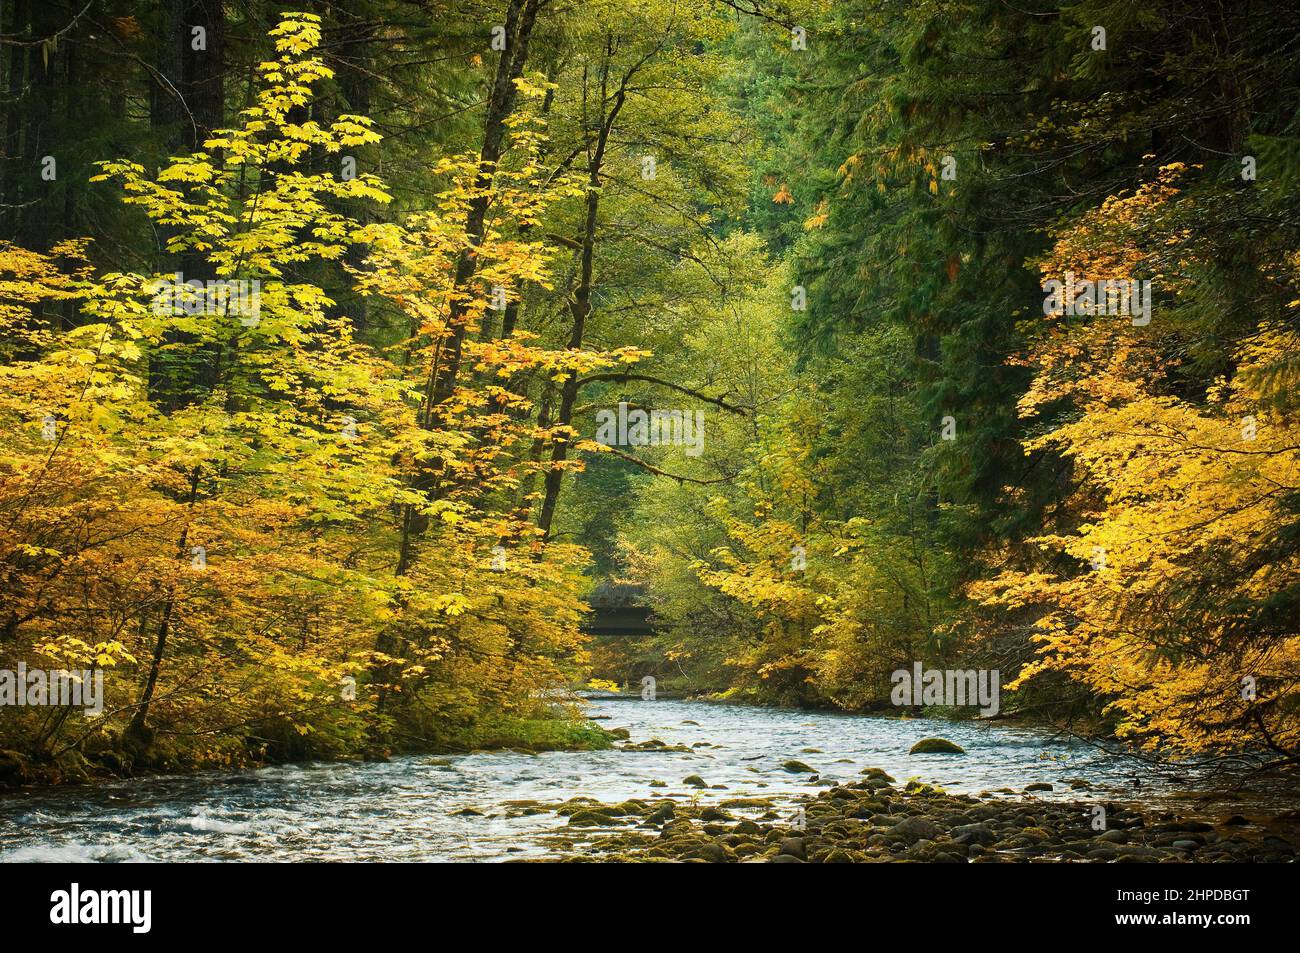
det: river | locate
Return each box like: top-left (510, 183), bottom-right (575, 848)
top-left (0, 697), bottom-right (1251, 862)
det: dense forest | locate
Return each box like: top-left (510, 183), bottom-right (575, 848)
top-left (1, 0), bottom-right (1297, 792)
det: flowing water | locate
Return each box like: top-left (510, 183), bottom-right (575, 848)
top-left (0, 698), bottom-right (1247, 862)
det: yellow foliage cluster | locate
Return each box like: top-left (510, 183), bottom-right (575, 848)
top-left (0, 14), bottom-right (617, 766)
top-left (976, 165), bottom-right (1300, 755)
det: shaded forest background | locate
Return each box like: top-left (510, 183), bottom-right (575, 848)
top-left (1, 0), bottom-right (1297, 783)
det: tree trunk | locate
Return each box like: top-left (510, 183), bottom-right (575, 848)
top-left (535, 55), bottom-right (627, 539)
top-left (0, 0), bottom-right (31, 239)
top-left (128, 468), bottom-right (201, 740)
top-left (426, 0), bottom-right (541, 419)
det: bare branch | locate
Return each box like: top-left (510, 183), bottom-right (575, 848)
top-left (593, 445), bottom-right (735, 485)
top-left (575, 372), bottom-right (749, 414)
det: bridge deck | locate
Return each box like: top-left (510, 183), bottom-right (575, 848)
top-left (581, 604), bottom-right (653, 637)
top-left (584, 580), bottom-right (653, 636)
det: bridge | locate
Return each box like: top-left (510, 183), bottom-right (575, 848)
top-left (582, 580), bottom-right (654, 637)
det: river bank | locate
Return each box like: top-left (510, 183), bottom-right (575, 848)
top-left (0, 711), bottom-right (618, 792)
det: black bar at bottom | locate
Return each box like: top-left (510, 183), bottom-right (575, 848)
top-left (0, 860), bottom-right (1281, 940)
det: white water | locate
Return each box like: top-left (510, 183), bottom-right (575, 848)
top-left (0, 698), bottom-right (1215, 862)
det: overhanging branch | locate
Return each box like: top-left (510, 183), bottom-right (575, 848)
top-left (575, 372), bottom-right (748, 414)
top-left (593, 445), bottom-right (735, 484)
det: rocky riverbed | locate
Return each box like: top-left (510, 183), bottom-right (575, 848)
top-left (530, 770), bottom-right (1300, 863)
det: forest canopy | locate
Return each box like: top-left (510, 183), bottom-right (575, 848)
top-left (0, 0), bottom-right (1297, 782)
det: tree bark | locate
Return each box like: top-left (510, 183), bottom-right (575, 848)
top-left (426, 0), bottom-right (541, 421)
top-left (127, 468), bottom-right (201, 740)
top-left (536, 45), bottom-right (626, 540)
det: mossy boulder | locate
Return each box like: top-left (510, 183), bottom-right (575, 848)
top-left (96, 749), bottom-right (133, 776)
top-left (610, 799), bottom-right (651, 817)
top-left (778, 836), bottom-right (807, 860)
top-left (645, 802), bottom-right (676, 825)
top-left (681, 774), bottom-right (709, 788)
top-left (568, 810), bottom-right (617, 826)
top-left (0, 749), bottom-right (30, 787)
top-left (952, 822), bottom-right (996, 845)
top-left (891, 816), bottom-right (940, 840)
top-left (554, 797), bottom-right (602, 815)
top-left (782, 760), bottom-right (816, 773)
top-left (861, 767), bottom-right (896, 782)
top-left (54, 750), bottom-right (93, 785)
top-left (908, 737), bottom-right (965, 755)
top-left (688, 841), bottom-right (732, 863)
